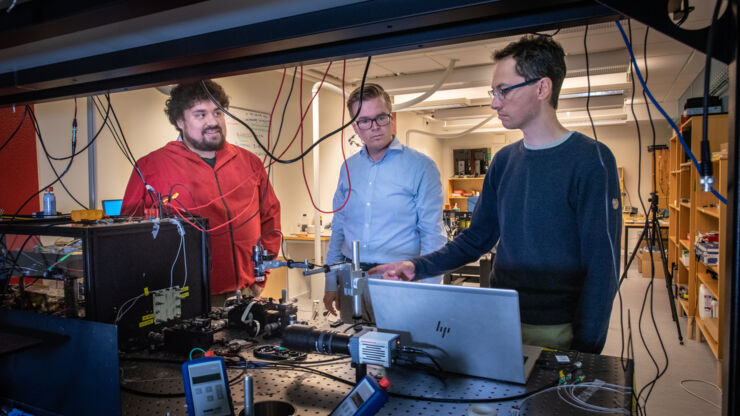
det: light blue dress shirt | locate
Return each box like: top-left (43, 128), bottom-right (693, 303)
top-left (325, 137), bottom-right (446, 290)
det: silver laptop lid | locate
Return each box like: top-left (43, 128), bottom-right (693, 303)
top-left (368, 279), bottom-right (534, 384)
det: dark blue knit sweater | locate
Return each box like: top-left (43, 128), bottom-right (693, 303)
top-left (412, 132), bottom-right (621, 353)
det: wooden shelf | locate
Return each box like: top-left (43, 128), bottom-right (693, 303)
top-left (669, 204), bottom-right (679, 210)
top-left (668, 114), bottom-right (727, 364)
top-left (696, 317), bottom-right (720, 359)
top-left (697, 206), bottom-right (720, 218)
top-left (698, 272), bottom-right (719, 299)
top-left (678, 299), bottom-right (690, 315)
top-left (447, 177), bottom-right (484, 212)
top-left (669, 236), bottom-right (677, 245)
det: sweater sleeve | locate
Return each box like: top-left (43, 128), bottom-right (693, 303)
top-left (571, 143), bottom-right (621, 353)
top-left (411, 161), bottom-right (500, 278)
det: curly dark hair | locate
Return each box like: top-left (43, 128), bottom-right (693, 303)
top-left (164, 80), bottom-right (230, 131)
top-left (493, 35), bottom-right (566, 109)
top-left (346, 83), bottom-right (392, 116)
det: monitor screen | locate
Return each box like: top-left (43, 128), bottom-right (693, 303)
top-left (102, 199), bottom-right (123, 216)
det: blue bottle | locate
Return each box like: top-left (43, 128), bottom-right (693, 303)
top-left (43, 187), bottom-right (56, 217)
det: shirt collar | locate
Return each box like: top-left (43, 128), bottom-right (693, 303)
top-left (359, 136), bottom-right (403, 162)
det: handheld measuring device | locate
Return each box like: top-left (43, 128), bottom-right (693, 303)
top-left (329, 375), bottom-right (389, 416)
top-left (182, 356), bottom-right (234, 416)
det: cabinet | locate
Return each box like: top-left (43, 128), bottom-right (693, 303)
top-left (447, 177), bottom-right (484, 212)
top-left (667, 114), bottom-right (727, 360)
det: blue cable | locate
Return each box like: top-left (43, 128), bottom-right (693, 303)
top-left (189, 347), bottom-right (207, 361)
top-left (615, 21), bottom-right (727, 205)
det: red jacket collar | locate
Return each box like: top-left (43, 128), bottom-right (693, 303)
top-left (165, 140), bottom-right (238, 169)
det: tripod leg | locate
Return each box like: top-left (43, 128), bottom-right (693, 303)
top-left (619, 221), bottom-right (650, 288)
top-left (652, 215), bottom-right (684, 344)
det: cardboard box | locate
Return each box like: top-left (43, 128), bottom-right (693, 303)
top-left (640, 249), bottom-right (666, 279)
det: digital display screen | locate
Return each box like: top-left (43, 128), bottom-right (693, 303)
top-left (350, 391), bottom-right (365, 407)
top-left (192, 373), bottom-right (222, 385)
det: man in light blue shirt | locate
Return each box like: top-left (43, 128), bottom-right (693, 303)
top-left (323, 83), bottom-right (446, 315)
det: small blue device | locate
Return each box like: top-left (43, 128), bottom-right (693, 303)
top-left (330, 375), bottom-right (389, 416)
top-left (182, 356), bottom-right (234, 416)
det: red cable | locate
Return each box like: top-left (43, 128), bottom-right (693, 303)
top-left (267, 62), bottom-right (333, 167)
top-left (165, 186), bottom-right (259, 233)
top-left (300, 60), bottom-right (351, 214)
top-left (263, 68), bottom-right (287, 165)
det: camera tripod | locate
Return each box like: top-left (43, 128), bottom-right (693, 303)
top-left (619, 192), bottom-right (683, 345)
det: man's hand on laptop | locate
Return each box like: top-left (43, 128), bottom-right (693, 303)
top-left (369, 261), bottom-right (416, 281)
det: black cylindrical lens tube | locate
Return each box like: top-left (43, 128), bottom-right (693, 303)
top-left (281, 325), bottom-right (351, 355)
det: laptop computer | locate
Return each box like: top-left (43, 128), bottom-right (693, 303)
top-left (102, 199), bottom-right (123, 216)
top-left (367, 279), bottom-right (541, 384)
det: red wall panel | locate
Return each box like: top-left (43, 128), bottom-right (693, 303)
top-left (0, 106), bottom-right (40, 215)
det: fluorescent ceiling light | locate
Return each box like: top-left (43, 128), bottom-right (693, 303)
top-left (559, 90), bottom-right (624, 99)
top-left (561, 73), bottom-right (628, 89)
top-left (394, 98), bottom-right (471, 112)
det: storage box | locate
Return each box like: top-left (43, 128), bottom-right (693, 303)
top-left (639, 249), bottom-right (666, 279)
top-left (695, 241), bottom-right (719, 266)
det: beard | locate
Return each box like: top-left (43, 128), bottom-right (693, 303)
top-left (182, 126), bottom-right (226, 152)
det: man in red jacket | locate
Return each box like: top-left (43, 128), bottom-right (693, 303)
top-left (121, 80), bottom-right (281, 301)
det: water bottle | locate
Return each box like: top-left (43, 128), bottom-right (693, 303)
top-left (43, 187), bottom-right (56, 217)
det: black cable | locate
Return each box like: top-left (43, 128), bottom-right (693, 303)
top-left (699, 0), bottom-right (723, 190)
top-left (42, 96), bottom-right (112, 161)
top-left (0, 106), bottom-right (28, 154)
top-left (201, 56), bottom-right (372, 164)
top-left (247, 359), bottom-right (559, 404)
top-left (627, 20), bottom-right (648, 217)
top-left (533, 28), bottom-right (561, 37)
top-left (583, 25), bottom-right (597, 142)
top-left (643, 26), bottom-right (658, 199)
top-left (271, 67), bottom-right (297, 157)
top-left (27, 106), bottom-right (88, 210)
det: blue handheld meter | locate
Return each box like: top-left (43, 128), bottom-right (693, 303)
top-left (182, 356), bottom-right (234, 416)
top-left (330, 375), bottom-right (389, 416)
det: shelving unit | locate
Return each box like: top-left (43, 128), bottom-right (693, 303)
top-left (667, 114), bottom-right (728, 363)
top-left (447, 177), bottom-right (484, 212)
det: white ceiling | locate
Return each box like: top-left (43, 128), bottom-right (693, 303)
top-left (300, 7), bottom-right (721, 131)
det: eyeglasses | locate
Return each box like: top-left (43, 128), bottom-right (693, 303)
top-left (488, 78), bottom-right (542, 101)
top-left (355, 113), bottom-right (392, 130)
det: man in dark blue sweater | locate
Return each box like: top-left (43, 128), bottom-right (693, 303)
top-left (370, 35), bottom-right (621, 354)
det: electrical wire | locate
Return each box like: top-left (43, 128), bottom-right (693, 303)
top-left (300, 60), bottom-right (353, 214)
top-left (203, 56), bottom-right (371, 165)
top-left (263, 67), bottom-right (288, 165)
top-left (266, 62), bottom-right (333, 167)
top-left (614, 20), bottom-right (726, 204)
top-left (627, 20), bottom-right (648, 217)
top-left (679, 379), bottom-right (720, 409)
top-left (240, 359), bottom-right (559, 403)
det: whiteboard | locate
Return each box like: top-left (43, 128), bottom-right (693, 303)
top-left (226, 106), bottom-right (269, 159)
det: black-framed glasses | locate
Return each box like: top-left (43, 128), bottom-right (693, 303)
top-left (488, 78), bottom-right (542, 101)
top-left (355, 113), bottom-right (392, 130)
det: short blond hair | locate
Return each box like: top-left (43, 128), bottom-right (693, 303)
top-left (346, 83), bottom-right (392, 116)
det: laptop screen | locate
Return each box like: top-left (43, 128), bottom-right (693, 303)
top-left (367, 279), bottom-right (538, 384)
top-left (102, 199), bottom-right (123, 216)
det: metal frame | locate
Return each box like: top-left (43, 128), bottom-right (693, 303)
top-left (0, 0), bottom-right (737, 413)
top-left (0, 0), bottom-right (616, 106)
